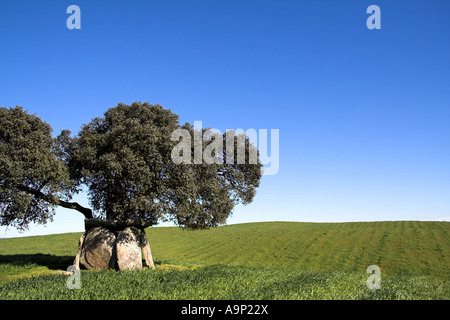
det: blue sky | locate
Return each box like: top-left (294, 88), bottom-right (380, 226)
top-left (1, 0), bottom-right (449, 237)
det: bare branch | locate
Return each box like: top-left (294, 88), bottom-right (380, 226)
top-left (15, 184), bottom-right (93, 219)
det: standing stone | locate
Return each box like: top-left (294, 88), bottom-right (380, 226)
top-left (80, 227), bottom-right (117, 270)
top-left (116, 226), bottom-right (142, 270)
top-left (72, 232), bottom-right (85, 270)
top-left (140, 230), bottom-right (155, 269)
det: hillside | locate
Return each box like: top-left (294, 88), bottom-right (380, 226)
top-left (1, 221), bottom-right (448, 278)
top-left (149, 221), bottom-right (449, 277)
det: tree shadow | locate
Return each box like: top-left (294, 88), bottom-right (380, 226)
top-left (0, 254), bottom-right (74, 270)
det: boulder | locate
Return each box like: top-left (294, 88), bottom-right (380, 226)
top-left (140, 230), bottom-right (155, 269)
top-left (116, 226), bottom-right (142, 270)
top-left (80, 227), bottom-right (117, 269)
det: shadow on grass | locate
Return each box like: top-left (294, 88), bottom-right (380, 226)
top-left (0, 255), bottom-right (172, 270)
top-left (0, 254), bottom-right (74, 271)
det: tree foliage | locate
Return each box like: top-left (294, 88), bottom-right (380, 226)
top-left (0, 103), bottom-right (262, 231)
top-left (0, 107), bottom-right (89, 231)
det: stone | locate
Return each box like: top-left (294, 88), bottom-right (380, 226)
top-left (140, 230), bottom-right (155, 269)
top-left (72, 232), bottom-right (85, 270)
top-left (116, 226), bottom-right (142, 270)
top-left (80, 227), bottom-right (116, 270)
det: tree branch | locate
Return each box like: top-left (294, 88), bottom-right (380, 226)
top-left (15, 184), bottom-right (93, 219)
top-left (58, 199), bottom-right (93, 219)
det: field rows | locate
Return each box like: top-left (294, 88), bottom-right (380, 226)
top-left (147, 221), bottom-right (450, 277)
top-left (0, 221), bottom-right (449, 299)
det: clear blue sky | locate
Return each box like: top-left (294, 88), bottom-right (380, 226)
top-left (1, 0), bottom-right (449, 237)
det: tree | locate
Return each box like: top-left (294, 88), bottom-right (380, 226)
top-left (0, 102), bottom-right (262, 232)
top-left (0, 106), bottom-right (92, 231)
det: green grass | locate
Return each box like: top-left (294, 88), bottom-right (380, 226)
top-left (1, 265), bottom-right (448, 300)
top-left (148, 221), bottom-right (450, 277)
top-left (0, 221), bottom-right (449, 299)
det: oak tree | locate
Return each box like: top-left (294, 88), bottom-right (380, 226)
top-left (0, 102), bottom-right (262, 231)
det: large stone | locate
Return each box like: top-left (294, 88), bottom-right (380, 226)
top-left (116, 227), bottom-right (142, 270)
top-left (80, 227), bottom-right (116, 270)
top-left (140, 230), bottom-right (155, 269)
top-left (72, 233), bottom-right (85, 270)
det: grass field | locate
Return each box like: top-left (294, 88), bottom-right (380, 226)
top-left (0, 221), bottom-right (449, 299)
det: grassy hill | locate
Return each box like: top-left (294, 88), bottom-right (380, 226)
top-left (148, 221), bottom-right (449, 277)
top-left (0, 221), bottom-right (449, 299)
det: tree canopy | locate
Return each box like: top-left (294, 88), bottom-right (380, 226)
top-left (0, 102), bottom-right (262, 231)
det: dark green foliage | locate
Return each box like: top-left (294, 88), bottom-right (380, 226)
top-left (0, 103), bottom-right (262, 230)
top-left (168, 123), bottom-right (262, 229)
top-left (71, 102), bottom-right (182, 223)
top-left (0, 107), bottom-right (77, 230)
top-left (70, 102), bottom-right (262, 228)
